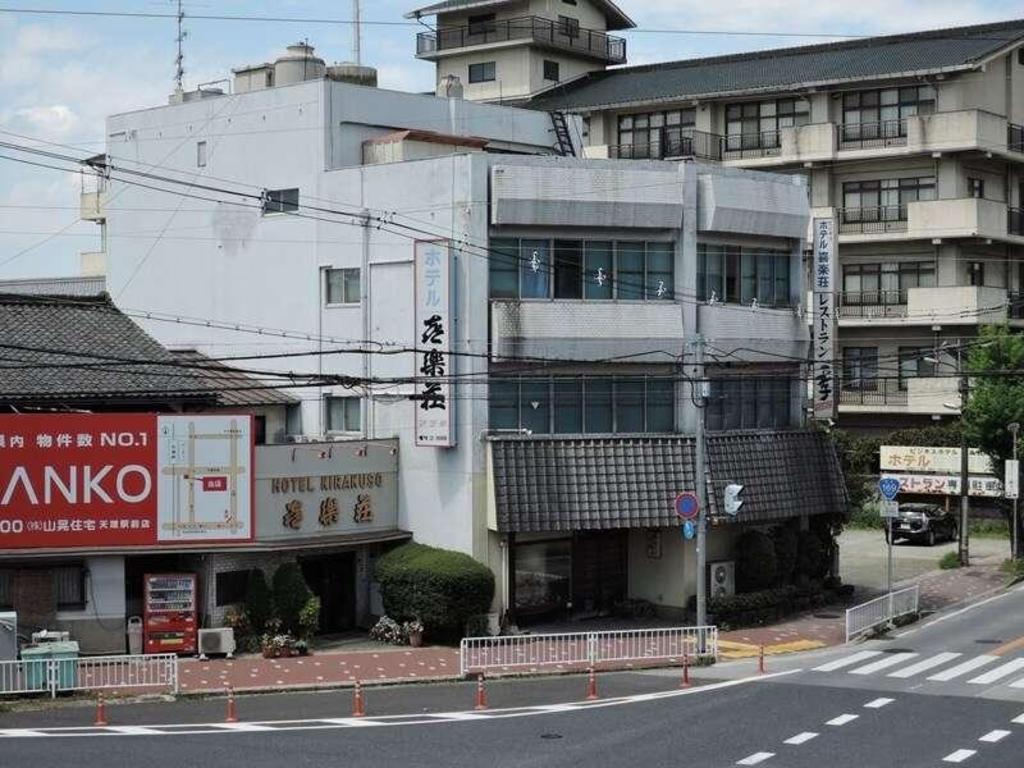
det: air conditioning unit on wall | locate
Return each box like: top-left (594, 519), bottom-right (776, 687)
top-left (198, 628), bottom-right (236, 659)
top-left (707, 561), bottom-right (735, 598)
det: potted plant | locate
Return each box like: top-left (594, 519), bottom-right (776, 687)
top-left (404, 618), bottom-right (424, 648)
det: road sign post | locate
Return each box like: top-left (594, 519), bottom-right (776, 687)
top-left (879, 478), bottom-right (901, 605)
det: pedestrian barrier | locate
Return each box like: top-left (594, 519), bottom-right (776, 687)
top-left (844, 585), bottom-right (919, 643)
top-left (459, 626), bottom-right (718, 676)
top-left (0, 653), bottom-right (178, 698)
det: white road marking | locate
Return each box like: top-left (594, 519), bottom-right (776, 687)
top-left (107, 726), bottom-right (162, 735)
top-left (736, 752), bottom-right (775, 765)
top-left (825, 714), bottom-right (859, 726)
top-left (783, 732), bottom-right (818, 745)
top-left (928, 656), bottom-right (999, 682)
top-left (210, 723), bottom-right (275, 731)
top-left (319, 718), bottom-right (384, 727)
top-left (968, 659), bottom-right (1024, 685)
top-left (979, 730), bottom-right (1011, 743)
top-left (1007, 676), bottom-right (1024, 689)
top-left (849, 652), bottom-right (918, 676)
top-left (1013, 712), bottom-right (1024, 724)
top-left (888, 652), bottom-right (961, 679)
top-left (863, 698), bottom-right (894, 709)
top-left (813, 651), bottom-right (882, 672)
top-left (0, 729), bottom-right (45, 737)
top-left (942, 749), bottom-right (977, 763)
top-left (433, 712), bottom-right (490, 721)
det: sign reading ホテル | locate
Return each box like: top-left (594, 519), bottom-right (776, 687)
top-left (414, 240), bottom-right (456, 447)
top-left (880, 445), bottom-right (993, 475)
top-left (812, 217), bottom-right (837, 420)
top-left (0, 414), bottom-right (253, 549)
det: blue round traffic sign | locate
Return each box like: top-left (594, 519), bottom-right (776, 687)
top-left (675, 492), bottom-right (699, 520)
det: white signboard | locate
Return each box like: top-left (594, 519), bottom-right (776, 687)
top-left (812, 218), bottom-right (837, 420)
top-left (881, 473), bottom-right (1004, 498)
top-left (880, 500), bottom-right (900, 518)
top-left (880, 445), bottom-right (993, 475)
top-left (414, 240), bottom-right (456, 447)
top-left (1006, 459), bottom-right (1020, 500)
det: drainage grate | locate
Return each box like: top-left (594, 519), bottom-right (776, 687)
top-left (540, 733), bottom-right (564, 740)
top-left (975, 639), bottom-right (1003, 645)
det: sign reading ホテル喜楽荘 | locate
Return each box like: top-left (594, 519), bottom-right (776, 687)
top-left (414, 240), bottom-right (456, 448)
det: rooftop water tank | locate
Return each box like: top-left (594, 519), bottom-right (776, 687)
top-left (274, 42), bottom-right (326, 86)
top-left (326, 63), bottom-right (378, 88)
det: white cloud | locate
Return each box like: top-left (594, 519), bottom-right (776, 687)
top-left (9, 105), bottom-right (79, 138)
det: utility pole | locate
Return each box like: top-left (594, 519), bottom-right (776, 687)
top-left (958, 373), bottom-right (970, 566)
top-left (1010, 422), bottom-right (1020, 560)
top-left (352, 0), bottom-right (362, 66)
top-left (692, 335), bottom-right (709, 634)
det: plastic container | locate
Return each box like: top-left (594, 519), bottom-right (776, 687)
top-left (21, 641), bottom-right (79, 691)
top-left (127, 616), bottom-right (143, 656)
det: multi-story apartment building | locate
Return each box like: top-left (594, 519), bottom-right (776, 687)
top-left (412, 2), bottom-right (1024, 433)
top-left (77, 41), bottom-right (844, 628)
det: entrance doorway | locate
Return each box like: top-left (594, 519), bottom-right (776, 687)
top-left (572, 531), bottom-right (627, 617)
top-left (299, 553), bottom-right (356, 634)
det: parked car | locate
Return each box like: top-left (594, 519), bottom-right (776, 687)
top-left (884, 503), bottom-right (958, 546)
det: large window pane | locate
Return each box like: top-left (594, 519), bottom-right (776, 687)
top-left (699, 244), bottom-right (724, 301)
top-left (616, 243), bottom-right (645, 299)
top-left (615, 379), bottom-right (645, 432)
top-left (757, 252), bottom-right (773, 304)
top-left (520, 380), bottom-right (551, 434)
top-left (584, 379), bottom-right (613, 433)
top-left (520, 239), bottom-right (551, 299)
top-left (489, 379), bottom-right (519, 429)
top-left (741, 252), bottom-right (757, 303)
top-left (722, 379), bottom-right (742, 430)
top-left (584, 241), bottom-right (613, 300)
top-left (490, 238), bottom-right (519, 298)
top-left (553, 240), bottom-right (583, 299)
top-left (646, 379), bottom-right (675, 432)
top-left (553, 379), bottom-right (583, 433)
top-left (646, 242), bottom-right (674, 300)
top-left (773, 253), bottom-right (790, 307)
top-left (725, 246), bottom-right (741, 303)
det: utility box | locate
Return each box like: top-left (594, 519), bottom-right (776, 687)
top-left (21, 641), bottom-right (79, 691)
top-left (0, 612), bottom-right (16, 661)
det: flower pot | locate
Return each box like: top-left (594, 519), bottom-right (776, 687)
top-left (408, 630), bottom-right (423, 648)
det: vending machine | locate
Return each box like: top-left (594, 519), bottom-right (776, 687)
top-left (143, 573), bottom-right (197, 655)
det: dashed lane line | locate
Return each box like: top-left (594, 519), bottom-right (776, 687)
top-left (1012, 713), bottom-right (1024, 725)
top-left (863, 698), bottom-right (894, 709)
top-left (736, 752), bottom-right (774, 766)
top-left (825, 714), bottom-right (859, 726)
top-left (979, 730), bottom-right (1011, 744)
top-left (783, 732), bottom-right (818, 745)
top-left (942, 749), bottom-right (977, 763)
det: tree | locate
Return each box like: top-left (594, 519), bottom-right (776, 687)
top-left (962, 324), bottom-right (1024, 557)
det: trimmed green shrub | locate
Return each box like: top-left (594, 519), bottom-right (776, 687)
top-left (938, 551), bottom-right (962, 570)
top-left (771, 521), bottom-right (800, 585)
top-left (734, 529), bottom-right (778, 593)
top-left (298, 595), bottom-right (322, 640)
top-left (243, 568), bottom-right (274, 632)
top-left (272, 563), bottom-right (314, 636)
top-left (375, 542), bottom-right (494, 640)
top-left (796, 530), bottom-right (829, 581)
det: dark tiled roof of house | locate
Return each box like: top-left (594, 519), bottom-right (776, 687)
top-left (490, 430), bottom-right (847, 533)
top-left (0, 293), bottom-right (214, 405)
top-left (169, 350), bottom-right (300, 407)
top-left (530, 18), bottom-right (1024, 111)
top-left (406, 0), bottom-right (635, 30)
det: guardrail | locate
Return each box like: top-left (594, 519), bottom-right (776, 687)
top-left (460, 626), bottom-right (717, 676)
top-left (0, 654), bottom-right (178, 698)
top-left (845, 585), bottom-right (919, 643)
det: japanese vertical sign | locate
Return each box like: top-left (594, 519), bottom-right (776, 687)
top-left (812, 217), bottom-right (837, 420)
top-left (414, 240), bottom-right (456, 447)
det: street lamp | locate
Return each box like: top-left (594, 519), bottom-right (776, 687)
top-left (1009, 422), bottom-right (1020, 560)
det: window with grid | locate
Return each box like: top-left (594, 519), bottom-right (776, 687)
top-left (898, 347), bottom-right (936, 390)
top-left (697, 243), bottom-right (791, 307)
top-left (325, 268), bottom-right (360, 305)
top-left (842, 347), bottom-right (879, 391)
top-left (617, 109), bottom-right (696, 157)
top-left (55, 566), bottom-right (85, 609)
top-left (216, 570), bottom-right (254, 607)
top-left (706, 378), bottom-right (793, 431)
top-left (842, 177), bottom-right (934, 220)
top-left (0, 570), bottom-right (11, 610)
top-left (325, 396), bottom-right (361, 433)
top-left (725, 98), bottom-right (809, 151)
top-left (842, 261), bottom-right (935, 303)
top-left (543, 60), bottom-right (560, 82)
top-left (467, 13), bottom-right (497, 34)
top-left (841, 85), bottom-right (935, 138)
top-left (468, 62), bottom-right (496, 83)
top-left (262, 188), bottom-right (299, 214)
top-left (557, 15), bottom-right (580, 38)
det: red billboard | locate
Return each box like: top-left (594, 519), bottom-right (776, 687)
top-left (0, 414), bottom-right (253, 550)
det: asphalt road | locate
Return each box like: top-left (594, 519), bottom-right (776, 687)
top-left (5, 585), bottom-right (1024, 767)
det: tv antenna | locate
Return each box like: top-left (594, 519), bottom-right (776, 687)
top-left (174, 0), bottom-right (188, 92)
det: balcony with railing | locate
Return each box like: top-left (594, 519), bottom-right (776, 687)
top-left (839, 376), bottom-right (960, 414)
top-left (837, 290), bottom-right (908, 320)
top-left (838, 119), bottom-right (908, 150)
top-left (605, 129), bottom-right (723, 162)
top-left (416, 16), bottom-right (627, 63)
top-left (839, 379), bottom-right (908, 409)
top-left (721, 130), bottom-right (781, 160)
top-left (837, 205), bottom-right (908, 235)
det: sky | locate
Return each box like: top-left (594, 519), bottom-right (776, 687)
top-left (0, 0), bottom-right (1021, 280)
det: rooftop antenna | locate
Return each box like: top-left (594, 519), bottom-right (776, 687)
top-left (174, 0), bottom-right (188, 93)
top-left (352, 0), bottom-right (362, 66)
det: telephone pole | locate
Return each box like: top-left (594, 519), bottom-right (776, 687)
top-left (958, 372), bottom-right (970, 566)
top-left (692, 334), bottom-right (709, 631)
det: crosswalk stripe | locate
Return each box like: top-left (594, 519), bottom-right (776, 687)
top-left (849, 652), bottom-right (918, 675)
top-left (1007, 677), bottom-right (1024, 689)
top-left (888, 652), bottom-right (961, 679)
top-left (928, 655), bottom-right (999, 682)
top-left (813, 651), bottom-right (882, 672)
top-left (967, 659), bottom-right (1024, 685)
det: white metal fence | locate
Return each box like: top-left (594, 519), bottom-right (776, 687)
top-left (845, 585), bottom-right (920, 643)
top-left (0, 654), bottom-right (178, 698)
top-left (460, 626), bottom-right (718, 677)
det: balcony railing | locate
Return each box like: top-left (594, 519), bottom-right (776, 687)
top-left (1010, 292), bottom-right (1024, 321)
top-left (721, 131), bottom-right (781, 160)
top-left (608, 129), bottom-right (723, 162)
top-left (1010, 206), bottom-right (1023, 237)
top-left (837, 206), bottom-right (908, 235)
top-left (837, 290), bottom-right (908, 319)
top-left (1009, 123), bottom-right (1023, 154)
top-left (416, 16), bottom-right (626, 63)
top-left (839, 379), bottom-right (908, 407)
top-left (838, 119), bottom-right (908, 150)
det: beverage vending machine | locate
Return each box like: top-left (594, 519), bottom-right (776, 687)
top-left (143, 573), bottom-right (197, 655)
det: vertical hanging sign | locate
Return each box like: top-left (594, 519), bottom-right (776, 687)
top-left (414, 240), bottom-right (456, 447)
top-left (812, 217), bottom-right (838, 420)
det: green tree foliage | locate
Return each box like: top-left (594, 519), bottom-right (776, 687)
top-left (734, 529), bottom-right (778, 593)
top-left (272, 563), bottom-right (314, 636)
top-left (243, 568), bottom-right (274, 633)
top-left (963, 325), bottom-right (1024, 466)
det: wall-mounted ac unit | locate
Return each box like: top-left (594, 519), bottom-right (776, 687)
top-left (198, 628), bottom-right (236, 659)
top-left (707, 560), bottom-right (735, 598)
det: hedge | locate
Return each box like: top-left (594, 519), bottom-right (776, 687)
top-left (272, 563), bottom-right (314, 636)
top-left (375, 542), bottom-right (494, 639)
top-left (734, 529), bottom-right (777, 592)
top-left (687, 582), bottom-right (850, 628)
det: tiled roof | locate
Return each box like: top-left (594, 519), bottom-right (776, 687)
top-left (406, 0), bottom-right (635, 30)
top-left (169, 350), bottom-right (300, 407)
top-left (530, 18), bottom-right (1024, 111)
top-left (0, 276), bottom-right (106, 297)
top-left (490, 430), bottom-right (847, 533)
top-left (0, 294), bottom-right (213, 405)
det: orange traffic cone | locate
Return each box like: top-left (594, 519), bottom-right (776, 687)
top-left (680, 653), bottom-right (691, 689)
top-left (93, 692), bottom-right (109, 727)
top-left (225, 684), bottom-right (239, 723)
top-left (474, 674), bottom-right (488, 711)
top-left (585, 666), bottom-right (599, 701)
top-left (352, 680), bottom-right (366, 718)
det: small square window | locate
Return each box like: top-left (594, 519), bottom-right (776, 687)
top-left (263, 188), bottom-right (298, 214)
top-left (543, 60), bottom-right (560, 82)
top-left (468, 62), bottom-right (496, 83)
top-left (325, 268), bottom-right (360, 305)
top-left (215, 570), bottom-right (253, 607)
top-left (558, 15), bottom-right (580, 38)
top-left (326, 396), bottom-right (361, 433)
top-left (55, 566), bottom-right (85, 609)
top-left (196, 141), bottom-right (207, 168)
top-left (968, 177), bottom-right (985, 199)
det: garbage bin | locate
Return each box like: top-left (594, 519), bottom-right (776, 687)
top-left (21, 641), bottom-right (79, 692)
top-left (127, 616), bottom-right (143, 656)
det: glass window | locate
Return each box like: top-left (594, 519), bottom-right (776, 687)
top-left (326, 396), bottom-right (361, 433)
top-left (646, 380), bottom-right (675, 432)
top-left (515, 539), bottom-right (570, 616)
top-left (489, 380), bottom-right (519, 430)
top-left (325, 268), bottom-right (360, 305)
top-left (553, 379), bottom-right (583, 433)
top-left (520, 380), bottom-right (551, 434)
top-left (489, 238), bottom-right (520, 298)
top-left (724, 246), bottom-right (741, 303)
top-left (842, 348), bottom-right (878, 391)
top-left (468, 62), bottom-right (497, 83)
top-left (773, 253), bottom-right (790, 307)
top-left (616, 242), bottom-right (645, 300)
top-left (707, 378), bottom-right (792, 431)
top-left (520, 239), bottom-right (551, 298)
top-left (969, 261), bottom-right (985, 287)
top-left (898, 347), bottom-right (935, 390)
top-left (0, 570), bottom-right (10, 610)
top-left (263, 187), bottom-right (298, 214)
top-left (584, 379), bottom-right (613, 433)
top-left (697, 244), bottom-right (724, 302)
top-left (615, 379), bottom-right (645, 432)
top-left (215, 570), bottom-right (252, 607)
top-left (646, 242), bottom-right (674, 300)
top-left (584, 241), bottom-right (613, 300)
top-left (196, 141), bottom-right (207, 168)
top-left (467, 13), bottom-right (497, 34)
top-left (557, 15), bottom-right (580, 37)
top-left (553, 240), bottom-right (583, 299)
top-left (756, 252), bottom-right (774, 304)
top-left (55, 566), bottom-right (84, 608)
top-left (741, 251), bottom-right (757, 303)
top-left (543, 60), bottom-right (560, 82)
top-left (969, 178), bottom-right (985, 199)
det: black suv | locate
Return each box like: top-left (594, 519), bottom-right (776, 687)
top-left (885, 503), bottom-right (958, 546)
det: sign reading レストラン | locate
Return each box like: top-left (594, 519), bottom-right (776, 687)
top-left (0, 414), bottom-right (253, 549)
top-left (812, 217), bottom-right (837, 420)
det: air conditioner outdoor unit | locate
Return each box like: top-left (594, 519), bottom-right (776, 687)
top-left (708, 560), bottom-right (736, 598)
top-left (198, 628), bottom-right (236, 660)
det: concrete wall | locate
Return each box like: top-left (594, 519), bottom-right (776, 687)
top-left (54, 557), bottom-right (126, 655)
